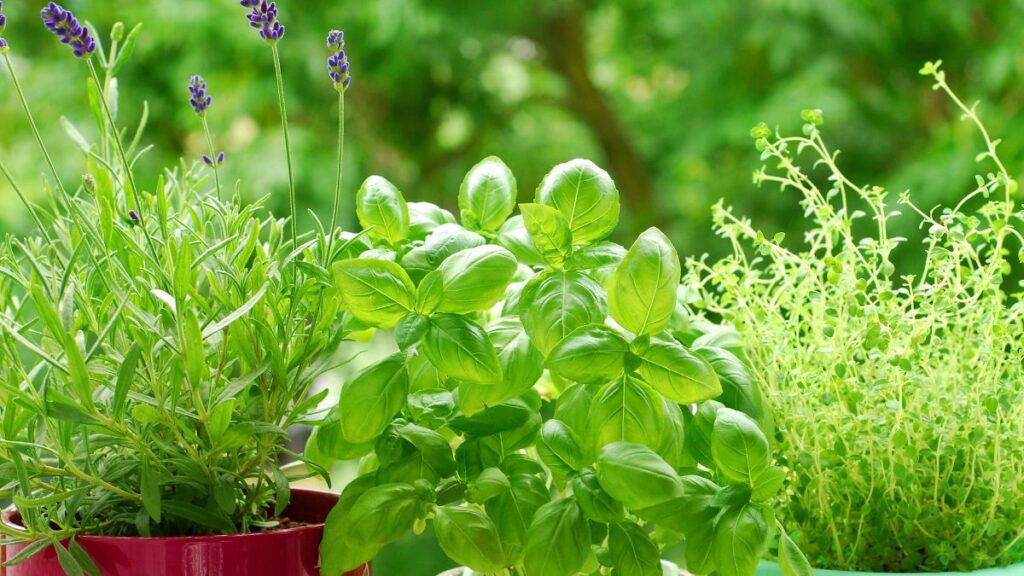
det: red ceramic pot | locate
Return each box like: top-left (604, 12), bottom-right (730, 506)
top-left (1, 488), bottom-right (370, 576)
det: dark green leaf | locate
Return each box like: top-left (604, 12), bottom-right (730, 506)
top-left (538, 420), bottom-right (584, 484)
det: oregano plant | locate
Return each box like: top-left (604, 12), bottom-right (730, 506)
top-left (688, 62), bottom-right (1024, 571)
top-left (314, 158), bottom-right (810, 576)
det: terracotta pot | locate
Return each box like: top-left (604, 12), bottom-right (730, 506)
top-left (1, 488), bottom-right (370, 576)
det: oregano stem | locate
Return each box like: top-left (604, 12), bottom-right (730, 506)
top-left (270, 44), bottom-right (297, 245)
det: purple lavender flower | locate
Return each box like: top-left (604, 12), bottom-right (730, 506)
top-left (202, 152), bottom-right (226, 167)
top-left (0, 1), bottom-right (8, 50)
top-left (326, 30), bottom-right (351, 92)
top-left (242, 1), bottom-right (285, 44)
top-left (188, 75), bottom-right (212, 116)
top-left (128, 210), bottom-right (141, 225)
top-left (40, 2), bottom-right (96, 58)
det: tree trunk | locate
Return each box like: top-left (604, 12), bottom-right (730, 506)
top-left (533, 2), bottom-right (659, 226)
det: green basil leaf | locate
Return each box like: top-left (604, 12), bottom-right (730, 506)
top-left (467, 467), bottom-right (511, 504)
top-left (712, 504), bottom-right (773, 576)
top-left (423, 314), bottom-right (503, 385)
top-left (686, 516), bottom-right (718, 575)
top-left (338, 353), bottom-right (409, 444)
top-left (554, 383), bottom-right (595, 439)
top-left (571, 467), bottom-right (624, 523)
top-left (608, 228), bottom-right (680, 336)
top-left (685, 400), bottom-right (723, 469)
top-left (536, 159), bottom-right (620, 246)
top-left (434, 505), bottom-right (508, 573)
top-left (587, 377), bottom-right (663, 453)
top-left (356, 175), bottom-right (410, 245)
top-left (486, 317), bottom-right (545, 404)
top-left (521, 203), bottom-right (572, 268)
top-left (395, 313), bottom-right (430, 350)
top-left (459, 156), bottom-right (517, 232)
top-left (397, 423), bottom-right (457, 478)
top-left (450, 397), bottom-right (532, 436)
top-left (335, 258), bottom-right (416, 328)
top-left (656, 398), bottom-right (687, 469)
top-left (486, 473), bottom-right (550, 563)
top-left (595, 442), bottom-right (683, 510)
top-left (403, 224), bottom-right (487, 282)
top-left (695, 345), bottom-right (774, 436)
top-left (346, 483), bottom-right (422, 547)
top-left (779, 524), bottom-right (814, 576)
top-left (634, 337), bottom-right (722, 404)
top-left (310, 417), bottom-right (375, 461)
top-left (408, 201), bottom-right (457, 241)
top-left (523, 498), bottom-right (591, 576)
top-left (521, 271), bottom-right (608, 355)
top-left (711, 408), bottom-right (771, 486)
top-left (635, 475), bottom-right (720, 536)
top-left (407, 389), bottom-right (456, 428)
top-left (569, 241), bottom-right (627, 285)
top-left (538, 420), bottom-right (584, 484)
top-left (496, 215), bottom-right (546, 266)
top-left (608, 522), bottom-right (662, 576)
top-left (433, 245), bottom-right (518, 314)
top-left (321, 476), bottom-right (382, 575)
top-left (546, 324), bottom-right (629, 384)
top-left (712, 405), bottom-right (770, 485)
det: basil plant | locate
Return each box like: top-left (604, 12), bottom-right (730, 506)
top-left (315, 158), bottom-right (808, 576)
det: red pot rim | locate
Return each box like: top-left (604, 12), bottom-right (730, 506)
top-left (1, 487), bottom-right (338, 545)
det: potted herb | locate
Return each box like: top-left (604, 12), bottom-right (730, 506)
top-left (310, 154), bottom-right (812, 576)
top-left (0, 2), bottom-right (365, 575)
top-left (689, 62), bottom-right (1024, 574)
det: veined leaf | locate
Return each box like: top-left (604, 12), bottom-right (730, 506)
top-left (523, 498), bottom-right (591, 576)
top-left (459, 156), bottom-right (517, 232)
top-left (520, 271), bottom-right (607, 355)
top-left (634, 337), bottom-right (722, 404)
top-left (356, 175), bottom-right (410, 245)
top-left (520, 203), bottom-right (572, 267)
top-left (546, 323), bottom-right (629, 384)
top-left (535, 159), bottom-right (620, 246)
top-left (422, 314), bottom-right (502, 385)
top-left (338, 353), bottom-right (409, 444)
top-left (335, 258), bottom-right (416, 328)
top-left (608, 228), bottom-right (680, 336)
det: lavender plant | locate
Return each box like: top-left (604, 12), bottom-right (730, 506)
top-left (688, 62), bottom-right (1024, 571)
top-left (0, 3), bottom-right (355, 573)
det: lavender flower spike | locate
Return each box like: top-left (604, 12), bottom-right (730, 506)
top-left (40, 2), bottom-right (96, 58)
top-left (326, 30), bottom-right (351, 92)
top-left (0, 1), bottom-right (9, 51)
top-left (241, 1), bottom-right (285, 44)
top-left (188, 75), bottom-right (213, 116)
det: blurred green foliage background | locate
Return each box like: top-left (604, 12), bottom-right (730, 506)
top-left (2, 1), bottom-right (1024, 574)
